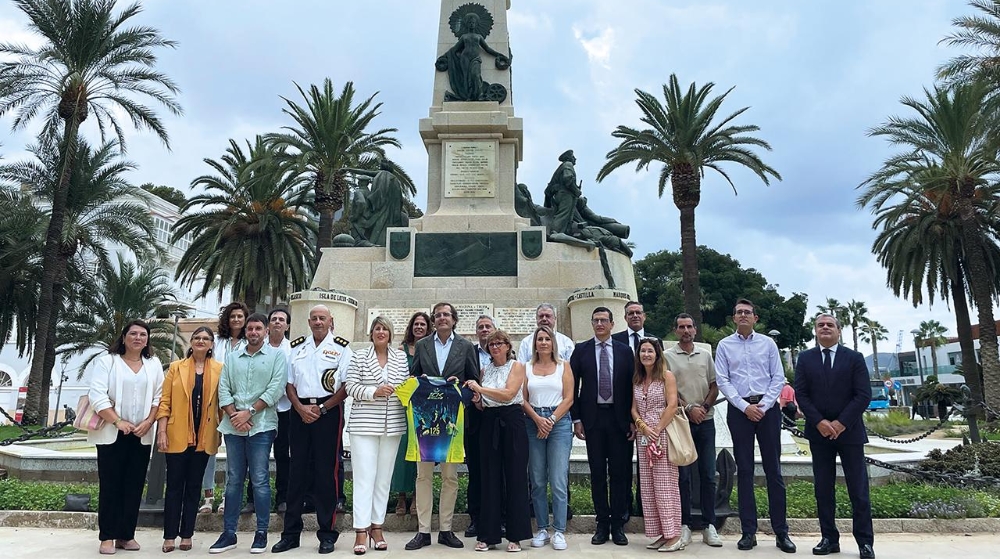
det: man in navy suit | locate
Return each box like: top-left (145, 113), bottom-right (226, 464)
top-left (794, 314), bottom-right (874, 559)
top-left (571, 306), bottom-right (635, 546)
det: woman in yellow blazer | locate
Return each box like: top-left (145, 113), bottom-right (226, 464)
top-left (155, 327), bottom-right (223, 553)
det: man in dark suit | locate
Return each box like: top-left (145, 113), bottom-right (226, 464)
top-left (611, 300), bottom-right (661, 519)
top-left (405, 302), bottom-right (480, 551)
top-left (571, 306), bottom-right (635, 546)
top-left (794, 313), bottom-right (874, 559)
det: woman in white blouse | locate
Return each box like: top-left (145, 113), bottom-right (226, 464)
top-left (87, 319), bottom-right (165, 555)
top-left (345, 316), bottom-right (410, 554)
top-left (521, 325), bottom-right (575, 551)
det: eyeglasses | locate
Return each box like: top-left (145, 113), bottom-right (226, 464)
top-left (591, 318), bottom-right (611, 325)
top-left (191, 337), bottom-right (214, 343)
top-left (488, 341), bottom-right (507, 348)
top-left (625, 311), bottom-right (644, 317)
top-left (433, 312), bottom-right (452, 319)
top-left (734, 310), bottom-right (755, 316)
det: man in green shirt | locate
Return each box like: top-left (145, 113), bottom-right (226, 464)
top-left (210, 313), bottom-right (287, 555)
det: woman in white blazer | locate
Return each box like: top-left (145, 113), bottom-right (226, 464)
top-left (345, 316), bottom-right (410, 554)
top-left (87, 319), bottom-right (164, 555)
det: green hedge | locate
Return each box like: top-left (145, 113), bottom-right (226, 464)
top-left (0, 479), bottom-right (99, 511)
top-left (733, 481), bottom-right (1000, 519)
top-left (5, 477), bottom-right (999, 519)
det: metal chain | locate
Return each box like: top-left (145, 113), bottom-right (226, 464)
top-left (866, 419), bottom-right (948, 444)
top-left (779, 415), bottom-right (1000, 488)
top-left (0, 404), bottom-right (76, 447)
top-left (0, 406), bottom-right (29, 432)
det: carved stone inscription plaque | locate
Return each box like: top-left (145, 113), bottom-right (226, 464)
top-left (444, 140), bottom-right (496, 198)
top-left (454, 304), bottom-right (494, 336)
top-left (495, 308), bottom-right (537, 335)
top-left (367, 308), bottom-right (427, 338)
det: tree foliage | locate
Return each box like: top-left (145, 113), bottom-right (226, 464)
top-left (633, 245), bottom-right (811, 349)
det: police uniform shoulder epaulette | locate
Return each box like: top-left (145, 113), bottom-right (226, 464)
top-left (334, 336), bottom-right (350, 347)
top-left (290, 336), bottom-right (306, 348)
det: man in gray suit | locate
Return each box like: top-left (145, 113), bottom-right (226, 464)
top-left (405, 302), bottom-right (480, 550)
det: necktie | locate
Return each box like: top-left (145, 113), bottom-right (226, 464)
top-left (822, 348), bottom-right (832, 374)
top-left (599, 342), bottom-right (613, 401)
top-left (632, 332), bottom-right (640, 351)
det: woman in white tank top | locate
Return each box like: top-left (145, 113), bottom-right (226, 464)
top-left (521, 326), bottom-right (575, 551)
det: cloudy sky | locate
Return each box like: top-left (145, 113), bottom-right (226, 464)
top-left (0, 0), bottom-right (980, 355)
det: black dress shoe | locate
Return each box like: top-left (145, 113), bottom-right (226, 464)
top-left (776, 534), bottom-right (797, 554)
top-left (591, 525), bottom-right (610, 545)
top-left (438, 531), bottom-right (464, 548)
top-left (405, 533), bottom-right (431, 551)
top-left (319, 540), bottom-right (336, 554)
top-left (611, 527), bottom-right (628, 546)
top-left (812, 538), bottom-right (840, 555)
top-left (859, 544), bottom-right (875, 559)
top-left (239, 501), bottom-right (254, 514)
top-left (737, 533), bottom-right (758, 550)
top-left (271, 538), bottom-right (300, 553)
top-left (464, 522), bottom-right (477, 538)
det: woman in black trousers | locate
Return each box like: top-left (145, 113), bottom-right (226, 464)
top-left (464, 330), bottom-right (531, 552)
top-left (87, 320), bottom-right (165, 555)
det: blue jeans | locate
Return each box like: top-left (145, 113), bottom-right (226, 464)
top-left (525, 407), bottom-right (572, 532)
top-left (679, 418), bottom-right (718, 527)
top-left (223, 431), bottom-right (275, 534)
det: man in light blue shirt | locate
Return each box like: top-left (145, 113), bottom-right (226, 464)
top-left (715, 298), bottom-right (794, 554)
top-left (210, 313), bottom-right (287, 554)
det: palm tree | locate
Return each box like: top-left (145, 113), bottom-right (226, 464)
top-left (59, 254), bottom-right (186, 376)
top-left (858, 319), bottom-right (889, 380)
top-left (816, 298), bottom-right (849, 344)
top-left (917, 320), bottom-right (951, 378)
top-left (857, 151), bottom-right (1000, 441)
top-left (0, 0), bottom-right (181, 424)
top-left (596, 75), bottom-right (780, 337)
top-left (1, 136), bottom-right (159, 420)
top-left (267, 79), bottom-right (414, 265)
top-left (845, 299), bottom-right (870, 351)
top-left (0, 189), bottom-right (45, 355)
top-left (938, 0), bottom-right (1000, 86)
top-left (864, 80), bottom-right (1000, 418)
top-left (172, 137), bottom-right (316, 312)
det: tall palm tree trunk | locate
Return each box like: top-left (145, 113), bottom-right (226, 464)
top-left (23, 118), bottom-right (80, 425)
top-left (952, 272), bottom-right (983, 442)
top-left (871, 339), bottom-right (880, 379)
top-left (930, 343), bottom-right (940, 377)
top-left (852, 328), bottom-right (860, 351)
top-left (673, 165), bottom-right (703, 339)
top-left (957, 180), bottom-right (1000, 419)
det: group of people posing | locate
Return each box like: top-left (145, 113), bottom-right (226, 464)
top-left (85, 297), bottom-right (876, 559)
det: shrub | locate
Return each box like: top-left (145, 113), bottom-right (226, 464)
top-left (0, 479), bottom-right (99, 511)
top-left (920, 442), bottom-right (1000, 478)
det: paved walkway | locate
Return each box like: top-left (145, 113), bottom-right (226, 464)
top-left (0, 527), bottom-right (994, 558)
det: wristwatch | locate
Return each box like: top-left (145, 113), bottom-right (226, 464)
top-left (319, 403), bottom-right (327, 415)
top-left (249, 407), bottom-right (257, 417)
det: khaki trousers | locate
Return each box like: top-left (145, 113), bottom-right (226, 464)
top-left (415, 461), bottom-right (459, 533)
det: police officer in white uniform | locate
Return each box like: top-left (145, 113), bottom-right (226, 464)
top-left (273, 305), bottom-right (353, 554)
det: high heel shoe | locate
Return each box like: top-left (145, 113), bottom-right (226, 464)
top-left (369, 525), bottom-right (388, 551)
top-left (354, 530), bottom-right (369, 555)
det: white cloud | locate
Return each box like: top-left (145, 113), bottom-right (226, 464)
top-left (572, 25), bottom-right (615, 69)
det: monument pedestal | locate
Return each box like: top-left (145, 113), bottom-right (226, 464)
top-left (291, 0), bottom-right (638, 344)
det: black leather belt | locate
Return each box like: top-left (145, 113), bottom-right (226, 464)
top-left (302, 398), bottom-right (324, 405)
top-left (743, 395), bottom-right (763, 405)
top-left (596, 403), bottom-right (614, 409)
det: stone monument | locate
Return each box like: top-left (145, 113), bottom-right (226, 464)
top-left (290, 0), bottom-right (637, 344)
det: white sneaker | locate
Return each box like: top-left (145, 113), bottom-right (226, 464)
top-left (680, 525), bottom-right (692, 547)
top-left (703, 525), bottom-right (723, 547)
top-left (531, 529), bottom-right (549, 548)
top-left (551, 532), bottom-right (567, 551)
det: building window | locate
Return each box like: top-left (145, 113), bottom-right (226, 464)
top-left (948, 352), bottom-right (962, 366)
top-left (153, 216), bottom-right (171, 246)
top-left (0, 371), bottom-right (12, 388)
